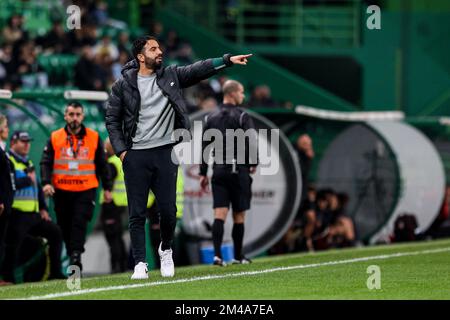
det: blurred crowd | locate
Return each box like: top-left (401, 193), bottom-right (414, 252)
top-left (0, 1), bottom-right (290, 121)
top-left (269, 133), bottom-right (450, 255)
top-left (269, 134), bottom-right (357, 254)
top-left (2, 0), bottom-right (447, 276)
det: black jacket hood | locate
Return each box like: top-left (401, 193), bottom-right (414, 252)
top-left (121, 59), bottom-right (138, 75)
top-left (121, 59), bottom-right (138, 88)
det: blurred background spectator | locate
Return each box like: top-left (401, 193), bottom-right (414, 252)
top-left (2, 14), bottom-right (28, 45)
top-left (246, 85), bottom-right (277, 108)
top-left (0, 5), bottom-right (285, 117)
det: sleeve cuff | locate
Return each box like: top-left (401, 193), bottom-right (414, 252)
top-left (222, 53), bottom-right (233, 66)
top-left (212, 54), bottom-right (233, 70)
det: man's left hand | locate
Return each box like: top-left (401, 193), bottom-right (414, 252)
top-left (40, 210), bottom-right (51, 221)
top-left (230, 54), bottom-right (253, 65)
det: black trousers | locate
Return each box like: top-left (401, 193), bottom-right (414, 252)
top-left (123, 145), bottom-right (178, 264)
top-left (0, 206), bottom-right (11, 278)
top-left (147, 201), bottom-right (162, 268)
top-left (100, 202), bottom-right (127, 273)
top-left (1, 209), bottom-right (63, 282)
top-left (53, 188), bottom-right (96, 256)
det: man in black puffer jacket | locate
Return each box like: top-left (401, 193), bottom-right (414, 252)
top-left (105, 35), bottom-right (252, 280)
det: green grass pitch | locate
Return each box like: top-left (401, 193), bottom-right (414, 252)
top-left (1, 238), bottom-right (450, 300)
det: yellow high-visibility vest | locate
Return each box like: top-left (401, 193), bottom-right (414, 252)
top-left (9, 156), bottom-right (39, 213)
top-left (106, 155), bottom-right (128, 206)
top-left (176, 166), bottom-right (184, 219)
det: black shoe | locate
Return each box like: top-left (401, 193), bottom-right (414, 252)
top-left (70, 251), bottom-right (83, 271)
top-left (232, 257), bottom-right (252, 264)
top-left (213, 256), bottom-right (227, 266)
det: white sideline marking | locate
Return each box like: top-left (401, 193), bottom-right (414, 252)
top-left (15, 246), bottom-right (450, 300)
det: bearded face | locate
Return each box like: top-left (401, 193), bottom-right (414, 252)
top-left (68, 119), bottom-right (81, 131)
top-left (139, 39), bottom-right (163, 70)
top-left (143, 53), bottom-right (162, 70)
top-left (64, 106), bottom-right (84, 133)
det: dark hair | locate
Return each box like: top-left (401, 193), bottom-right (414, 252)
top-left (337, 192), bottom-right (349, 207)
top-left (8, 14), bottom-right (21, 28)
top-left (132, 36), bottom-right (158, 62)
top-left (316, 190), bottom-right (329, 203)
top-left (321, 188), bottom-right (335, 196)
top-left (65, 101), bottom-right (83, 112)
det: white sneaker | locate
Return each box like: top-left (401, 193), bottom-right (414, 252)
top-left (158, 243), bottom-right (175, 277)
top-left (131, 262), bottom-right (148, 280)
top-left (213, 256), bottom-right (227, 266)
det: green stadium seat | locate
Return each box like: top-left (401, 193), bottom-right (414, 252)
top-left (37, 54), bottom-right (79, 83)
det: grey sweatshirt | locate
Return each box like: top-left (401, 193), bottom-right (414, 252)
top-left (132, 73), bottom-right (175, 149)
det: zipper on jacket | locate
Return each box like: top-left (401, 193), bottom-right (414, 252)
top-left (128, 91), bottom-right (141, 146)
top-left (156, 80), bottom-right (185, 123)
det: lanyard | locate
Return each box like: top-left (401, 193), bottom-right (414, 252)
top-left (67, 135), bottom-right (83, 159)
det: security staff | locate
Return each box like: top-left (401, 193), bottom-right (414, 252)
top-left (106, 35), bottom-right (252, 279)
top-left (40, 101), bottom-right (112, 271)
top-left (2, 131), bottom-right (65, 282)
top-left (100, 138), bottom-right (128, 273)
top-left (0, 115), bottom-right (14, 285)
top-left (199, 80), bottom-right (258, 266)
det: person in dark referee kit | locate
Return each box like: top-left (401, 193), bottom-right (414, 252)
top-left (199, 80), bottom-right (258, 266)
top-left (106, 35), bottom-right (252, 279)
